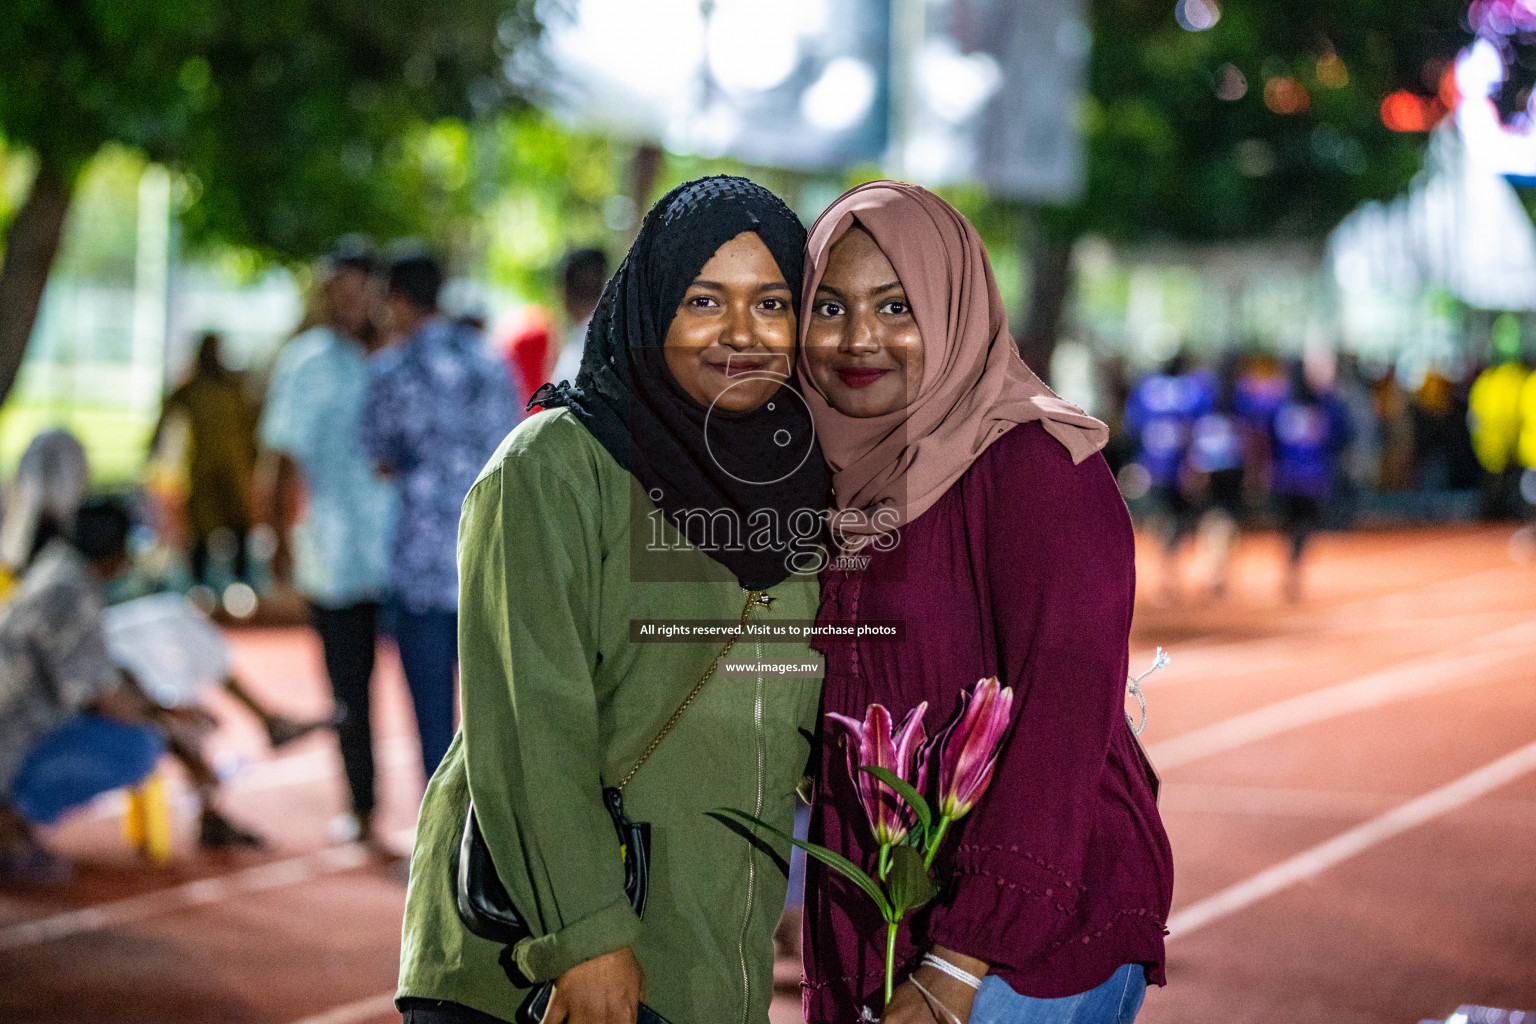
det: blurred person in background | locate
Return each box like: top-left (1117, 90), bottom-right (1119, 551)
top-left (0, 429), bottom-right (90, 585)
top-left (259, 245), bottom-right (398, 845)
top-left (1269, 359), bottom-right (1352, 602)
top-left (1411, 369), bottom-right (1474, 494)
top-left (1097, 353), bottom-right (1136, 475)
top-left (79, 499), bottom-right (275, 849)
top-left (1124, 352), bottom-right (1211, 601)
top-left (361, 252), bottom-right (517, 784)
top-left (1373, 368), bottom-right (1418, 493)
top-left (548, 246), bottom-right (610, 388)
top-left (5, 431), bottom-right (322, 754)
top-left (505, 248), bottom-right (609, 410)
top-left (1332, 353), bottom-right (1381, 526)
top-left (1469, 351), bottom-right (1528, 520)
top-left (1187, 353), bottom-right (1249, 599)
top-left (151, 332), bottom-right (258, 592)
top-left (2, 498), bottom-right (282, 874)
top-left (0, 500), bottom-right (167, 882)
top-left (501, 306), bottom-right (553, 413)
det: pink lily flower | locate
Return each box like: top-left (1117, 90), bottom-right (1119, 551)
top-left (827, 702), bottom-right (929, 846)
top-left (933, 677), bottom-right (1015, 820)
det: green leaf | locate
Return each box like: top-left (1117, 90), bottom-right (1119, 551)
top-left (885, 844), bottom-right (937, 914)
top-left (859, 765), bottom-right (932, 838)
top-left (713, 808), bottom-right (894, 920)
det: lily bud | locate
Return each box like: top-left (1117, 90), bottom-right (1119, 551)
top-left (933, 677), bottom-right (1014, 820)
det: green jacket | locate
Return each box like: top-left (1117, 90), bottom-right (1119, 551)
top-left (398, 409), bottom-right (823, 1024)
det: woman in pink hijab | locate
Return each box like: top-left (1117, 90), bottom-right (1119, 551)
top-left (798, 182), bottom-right (1172, 1024)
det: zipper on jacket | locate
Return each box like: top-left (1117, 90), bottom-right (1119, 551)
top-left (736, 590), bottom-right (769, 1024)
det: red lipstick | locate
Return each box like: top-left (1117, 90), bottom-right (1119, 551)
top-left (836, 367), bottom-right (889, 389)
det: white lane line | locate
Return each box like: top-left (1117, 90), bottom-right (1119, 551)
top-left (0, 832), bottom-right (418, 950)
top-left (1134, 563), bottom-right (1529, 686)
top-left (1163, 782), bottom-right (1536, 824)
top-left (1162, 783), bottom-right (1397, 819)
top-left (1167, 737), bottom-right (1536, 939)
top-left (288, 991), bottom-right (398, 1024)
top-left (1146, 619), bottom-right (1536, 770)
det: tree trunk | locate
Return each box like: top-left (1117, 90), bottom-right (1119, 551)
top-left (1017, 218), bottom-right (1077, 388)
top-left (629, 143), bottom-right (663, 234)
top-left (0, 156), bottom-right (73, 407)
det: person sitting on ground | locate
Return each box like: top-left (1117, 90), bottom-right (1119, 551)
top-left (0, 499), bottom-right (272, 878)
top-left (83, 500), bottom-right (279, 849)
top-left (0, 500), bottom-right (168, 882)
top-left (3, 429), bottom-right (327, 755)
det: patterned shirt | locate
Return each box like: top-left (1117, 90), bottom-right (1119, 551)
top-left (361, 317), bottom-right (517, 612)
top-left (260, 328), bottom-right (397, 608)
top-left (0, 541), bottom-right (121, 792)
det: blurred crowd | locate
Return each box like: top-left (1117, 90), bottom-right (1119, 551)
top-left (0, 241), bottom-right (540, 881)
top-left (1107, 345), bottom-right (1518, 603)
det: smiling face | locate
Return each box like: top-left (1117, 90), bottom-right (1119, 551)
top-left (662, 231), bottom-right (797, 412)
top-left (803, 226), bottom-right (925, 418)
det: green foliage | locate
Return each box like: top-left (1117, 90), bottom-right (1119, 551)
top-left (480, 109), bottom-right (626, 300)
top-left (884, 844), bottom-right (937, 914)
top-left (0, 0), bottom-right (539, 259)
top-left (711, 808), bottom-right (894, 919)
top-left (1062, 0), bottom-right (1469, 243)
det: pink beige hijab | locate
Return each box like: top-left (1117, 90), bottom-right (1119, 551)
top-left (800, 181), bottom-right (1108, 539)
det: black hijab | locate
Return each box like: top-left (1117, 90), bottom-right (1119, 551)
top-left (533, 176), bottom-right (830, 589)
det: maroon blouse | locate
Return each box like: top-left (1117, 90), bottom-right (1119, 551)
top-left (802, 422), bottom-right (1173, 1021)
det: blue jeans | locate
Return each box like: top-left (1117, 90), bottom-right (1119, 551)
top-left (9, 716), bottom-right (164, 825)
top-left (970, 964), bottom-right (1146, 1024)
top-left (390, 603), bottom-right (458, 782)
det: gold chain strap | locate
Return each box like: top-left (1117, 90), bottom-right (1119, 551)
top-left (614, 589), bottom-right (768, 792)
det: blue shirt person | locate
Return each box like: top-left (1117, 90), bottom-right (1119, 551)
top-left (1270, 393), bottom-right (1352, 500)
top-left (259, 247), bottom-right (399, 836)
top-left (1268, 359), bottom-right (1353, 601)
top-left (261, 326), bottom-right (396, 607)
top-left (1124, 361), bottom-right (1214, 489)
top-left (360, 253), bottom-right (517, 781)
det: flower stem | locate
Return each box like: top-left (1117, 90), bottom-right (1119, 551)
top-left (878, 842), bottom-right (892, 881)
top-left (884, 918), bottom-right (898, 1008)
top-left (924, 816), bottom-right (952, 870)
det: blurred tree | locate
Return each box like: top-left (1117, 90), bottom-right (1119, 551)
top-left (1018, 0), bottom-right (1470, 376)
top-left (480, 108), bottom-right (625, 302)
top-left (0, 0), bottom-right (539, 404)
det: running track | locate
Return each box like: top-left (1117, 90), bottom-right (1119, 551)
top-left (1, 526), bottom-right (1533, 1023)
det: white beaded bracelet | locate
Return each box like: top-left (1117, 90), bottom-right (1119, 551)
top-left (921, 953), bottom-right (985, 991)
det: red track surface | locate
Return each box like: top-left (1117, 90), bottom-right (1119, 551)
top-left (3, 526), bottom-right (1534, 1024)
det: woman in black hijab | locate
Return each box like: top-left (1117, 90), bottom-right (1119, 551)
top-left (398, 177), bottom-right (830, 1024)
top-left (537, 174), bottom-right (830, 587)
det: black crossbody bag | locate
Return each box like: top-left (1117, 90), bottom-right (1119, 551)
top-left (455, 788), bottom-right (656, 1024)
top-left (454, 595), bottom-right (765, 1024)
